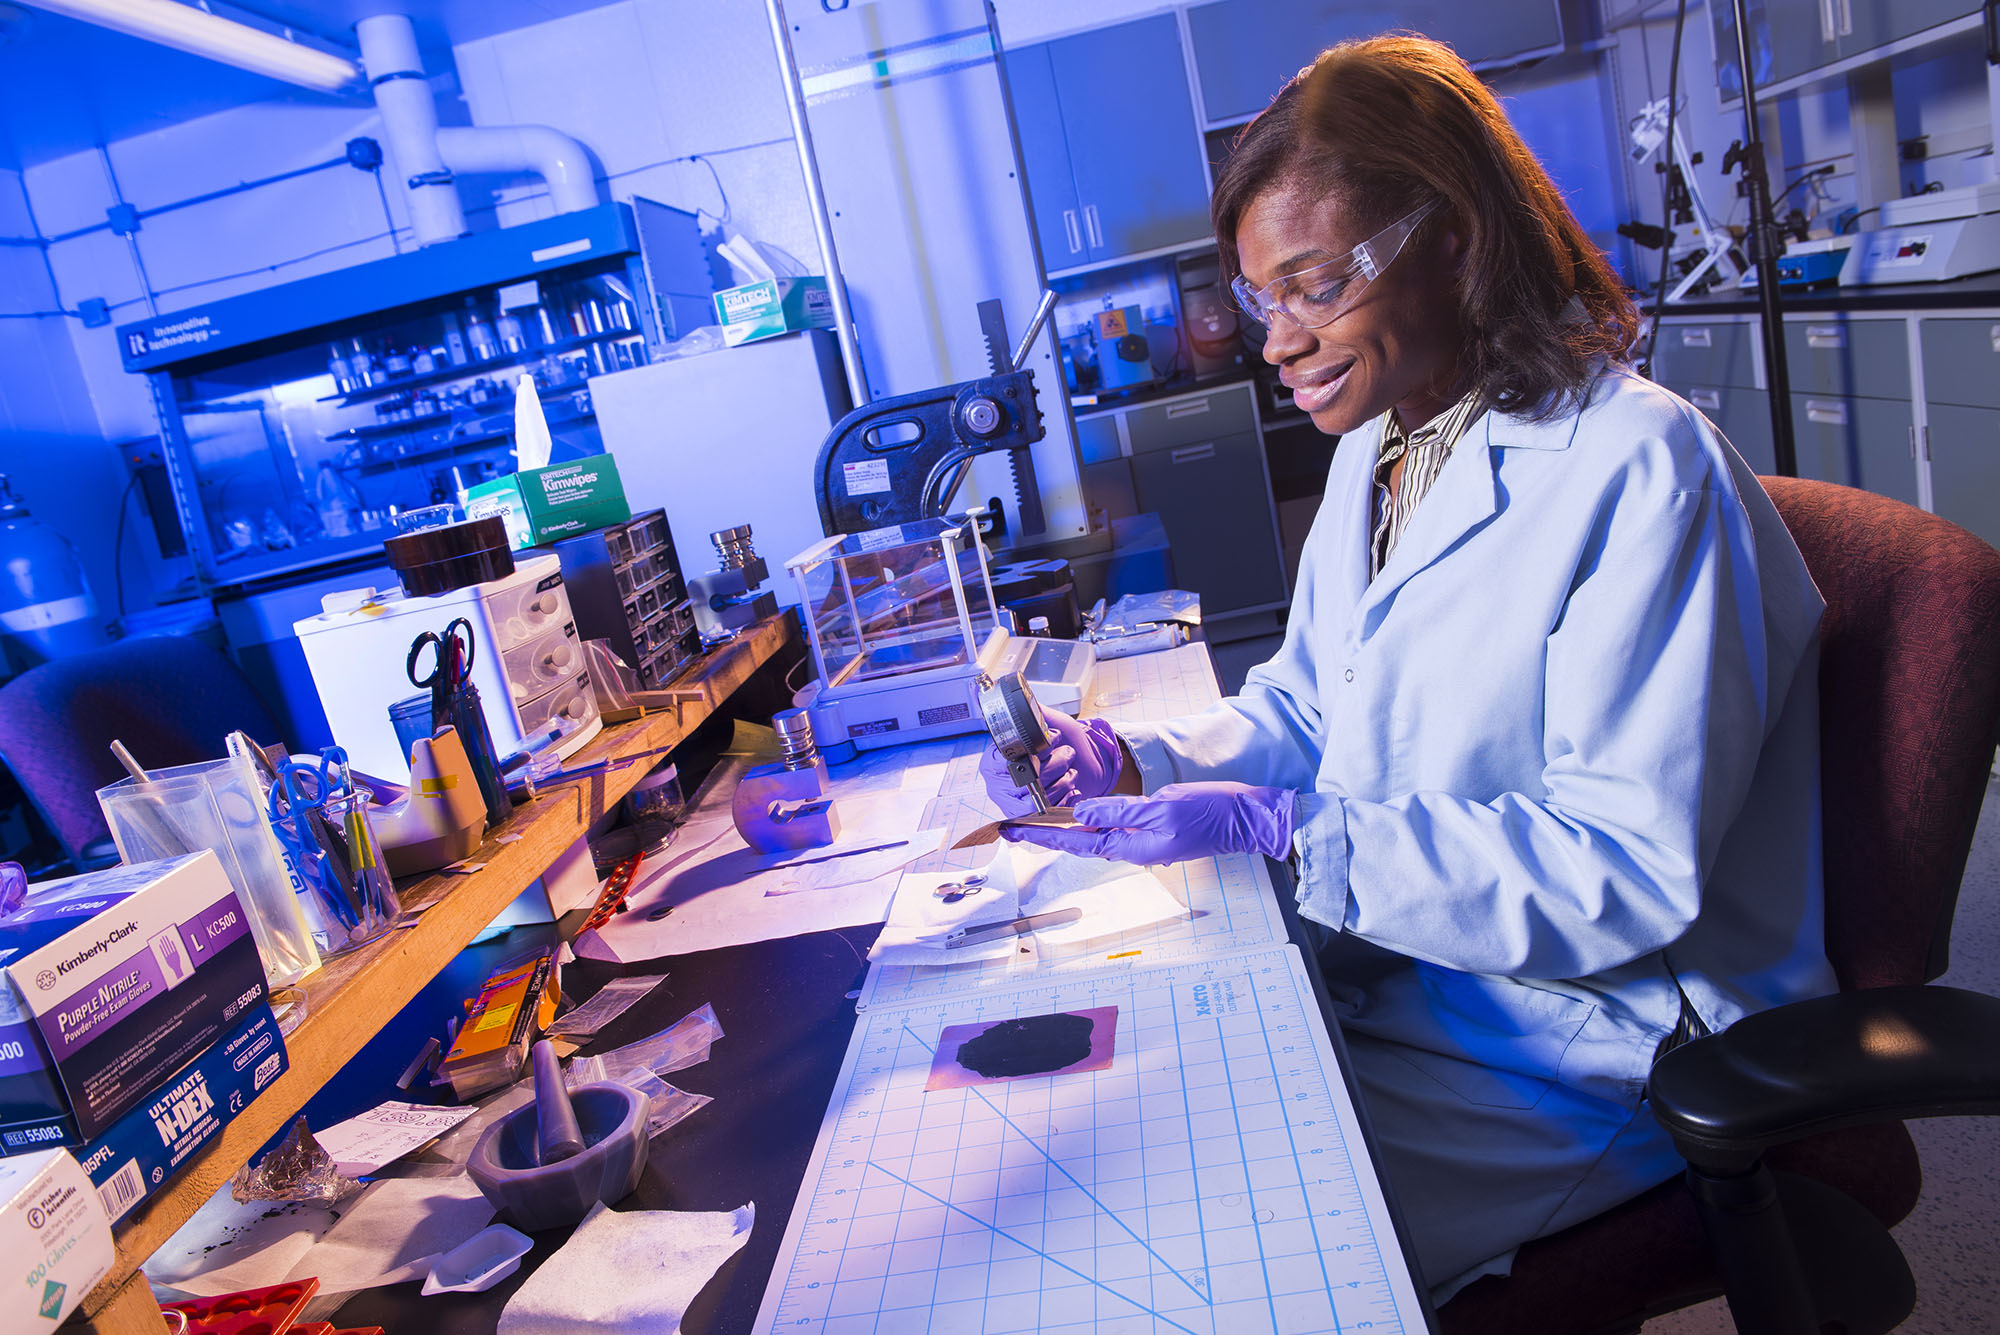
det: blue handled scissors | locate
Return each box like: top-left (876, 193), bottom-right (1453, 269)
top-left (268, 746), bottom-right (362, 927)
top-left (408, 618), bottom-right (476, 733)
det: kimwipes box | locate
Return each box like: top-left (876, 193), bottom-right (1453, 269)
top-left (76, 1003), bottom-right (287, 1224)
top-left (0, 851), bottom-right (268, 1153)
top-left (466, 456), bottom-right (632, 551)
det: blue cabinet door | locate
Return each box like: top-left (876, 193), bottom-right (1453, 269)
top-left (1048, 14), bottom-right (1212, 262)
top-left (1002, 42), bottom-right (1087, 268)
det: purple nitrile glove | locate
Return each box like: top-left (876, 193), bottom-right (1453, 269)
top-left (978, 712), bottom-right (1124, 817)
top-left (1002, 782), bottom-right (1296, 865)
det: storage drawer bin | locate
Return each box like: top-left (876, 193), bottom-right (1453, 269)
top-left (1782, 319), bottom-right (1910, 401)
top-left (1653, 320), bottom-right (1761, 390)
top-left (1126, 385), bottom-right (1257, 453)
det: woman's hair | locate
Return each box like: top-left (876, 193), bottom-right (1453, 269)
top-left (1211, 35), bottom-right (1636, 421)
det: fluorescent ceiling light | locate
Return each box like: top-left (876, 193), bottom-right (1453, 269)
top-left (23, 0), bottom-right (362, 93)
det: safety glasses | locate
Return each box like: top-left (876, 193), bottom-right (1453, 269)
top-left (1231, 199), bottom-right (1441, 330)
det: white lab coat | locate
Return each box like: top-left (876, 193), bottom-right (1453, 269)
top-left (1118, 365), bottom-right (1837, 1295)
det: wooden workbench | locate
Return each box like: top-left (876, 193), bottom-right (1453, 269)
top-left (69, 611), bottom-right (799, 1335)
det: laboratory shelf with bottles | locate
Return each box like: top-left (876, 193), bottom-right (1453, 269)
top-left (118, 200), bottom-right (713, 591)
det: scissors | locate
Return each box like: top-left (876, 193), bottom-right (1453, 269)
top-left (268, 746), bottom-right (363, 927)
top-left (408, 618), bottom-right (476, 733)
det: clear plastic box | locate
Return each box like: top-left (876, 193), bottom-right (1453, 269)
top-left (96, 756), bottom-right (321, 987)
top-left (787, 516), bottom-right (1002, 691)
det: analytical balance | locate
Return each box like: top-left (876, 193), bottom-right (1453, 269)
top-left (789, 513), bottom-right (1020, 753)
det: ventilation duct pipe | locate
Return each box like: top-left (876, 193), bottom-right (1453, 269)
top-left (357, 14), bottom-right (598, 248)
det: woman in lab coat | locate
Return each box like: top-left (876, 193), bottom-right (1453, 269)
top-left (989, 36), bottom-right (1836, 1303)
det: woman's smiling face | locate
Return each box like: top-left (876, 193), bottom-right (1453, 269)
top-left (1235, 184), bottom-right (1467, 435)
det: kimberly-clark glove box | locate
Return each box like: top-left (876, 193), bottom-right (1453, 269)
top-left (75, 1002), bottom-right (287, 1223)
top-left (0, 852), bottom-right (268, 1153)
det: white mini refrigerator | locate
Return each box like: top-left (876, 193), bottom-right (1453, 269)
top-left (293, 555), bottom-right (602, 782)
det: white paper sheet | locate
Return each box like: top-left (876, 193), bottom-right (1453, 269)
top-left (497, 1200), bottom-right (755, 1335)
top-left (573, 757), bottom-right (943, 960)
top-left (869, 842), bottom-right (1189, 967)
top-left (145, 1174), bottom-right (500, 1298)
top-left (145, 1189), bottom-right (339, 1297)
top-left (313, 1101), bottom-right (479, 1177)
top-left (283, 1174), bottom-right (496, 1294)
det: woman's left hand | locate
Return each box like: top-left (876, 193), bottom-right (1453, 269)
top-left (1001, 782), bottom-right (1297, 865)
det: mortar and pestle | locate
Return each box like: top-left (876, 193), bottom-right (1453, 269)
top-left (467, 1040), bottom-right (649, 1230)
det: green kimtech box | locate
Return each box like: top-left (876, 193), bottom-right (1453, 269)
top-left (713, 276), bottom-right (833, 347)
top-left (466, 455), bottom-right (632, 550)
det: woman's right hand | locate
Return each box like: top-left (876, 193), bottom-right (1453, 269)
top-left (978, 712), bottom-right (1125, 816)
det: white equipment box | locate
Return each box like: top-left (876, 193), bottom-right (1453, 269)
top-left (1841, 182), bottom-right (2000, 285)
top-left (294, 555), bottom-right (600, 781)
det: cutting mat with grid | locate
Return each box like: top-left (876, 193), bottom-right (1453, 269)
top-left (754, 944), bottom-right (1426, 1334)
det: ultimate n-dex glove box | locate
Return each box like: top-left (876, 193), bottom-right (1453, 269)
top-left (0, 851), bottom-right (268, 1154)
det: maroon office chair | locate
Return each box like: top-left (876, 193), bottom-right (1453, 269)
top-left (0, 634), bottom-right (282, 872)
top-left (1438, 477), bottom-right (2000, 1334)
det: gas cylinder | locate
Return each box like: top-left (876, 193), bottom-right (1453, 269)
top-left (0, 475), bottom-right (107, 676)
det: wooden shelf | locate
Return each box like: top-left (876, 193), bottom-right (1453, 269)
top-left (71, 612), bottom-right (800, 1335)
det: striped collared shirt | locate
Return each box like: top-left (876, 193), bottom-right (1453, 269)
top-left (1370, 388), bottom-right (1487, 578)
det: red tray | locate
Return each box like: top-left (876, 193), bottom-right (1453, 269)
top-left (162, 1279), bottom-right (319, 1335)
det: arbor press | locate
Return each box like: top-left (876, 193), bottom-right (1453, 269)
top-left (812, 293), bottom-right (1057, 537)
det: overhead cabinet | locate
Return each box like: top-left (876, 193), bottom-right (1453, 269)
top-left (1005, 14), bottom-right (1212, 267)
top-left (1712, 0), bottom-right (1977, 94)
top-left (1186, 0), bottom-right (1563, 125)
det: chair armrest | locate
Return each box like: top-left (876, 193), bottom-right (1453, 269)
top-left (1649, 985), bottom-right (2000, 1173)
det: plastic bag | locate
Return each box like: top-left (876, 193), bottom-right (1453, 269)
top-left (566, 1003), bottom-right (722, 1085)
top-left (614, 1068), bottom-right (713, 1139)
top-left (546, 973), bottom-right (669, 1041)
top-left (1093, 589), bottom-right (1202, 637)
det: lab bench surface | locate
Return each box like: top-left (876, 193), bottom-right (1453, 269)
top-left (68, 610), bottom-right (802, 1335)
top-left (311, 677), bottom-right (1434, 1333)
top-left (322, 923), bottom-right (884, 1335)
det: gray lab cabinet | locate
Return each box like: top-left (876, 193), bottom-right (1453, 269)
top-left (1918, 404), bottom-right (2000, 549)
top-left (1005, 14), bottom-right (1212, 267)
top-left (1679, 384), bottom-right (1778, 475)
top-left (1649, 318), bottom-right (1776, 474)
top-left (1787, 393), bottom-right (1919, 505)
top-left (1781, 319), bottom-right (1910, 401)
top-left (1186, 0), bottom-right (1563, 124)
top-left (1077, 383), bottom-right (1288, 617)
top-left (1918, 319), bottom-right (2000, 410)
top-left (1918, 319), bottom-right (2000, 549)
top-left (1778, 317), bottom-right (1918, 503)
